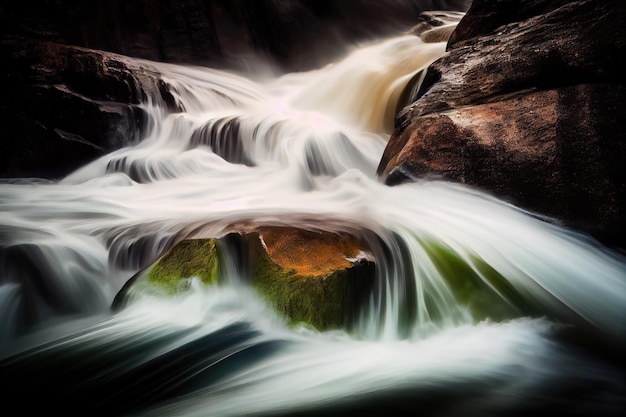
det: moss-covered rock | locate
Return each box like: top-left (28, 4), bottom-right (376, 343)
top-left (418, 238), bottom-right (555, 323)
top-left (112, 238), bottom-right (221, 310)
top-left (147, 239), bottom-right (220, 292)
top-left (419, 239), bottom-right (519, 322)
top-left (112, 228), bottom-right (376, 332)
top-left (250, 228), bottom-right (375, 331)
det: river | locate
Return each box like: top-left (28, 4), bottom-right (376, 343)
top-left (1, 18), bottom-right (625, 417)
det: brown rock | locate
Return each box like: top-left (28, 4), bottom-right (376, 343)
top-left (112, 226), bottom-right (376, 331)
top-left (259, 227), bottom-right (369, 278)
top-left (0, 38), bottom-right (178, 178)
top-left (378, 0), bottom-right (626, 249)
top-left (405, 0), bottom-right (625, 118)
top-left (446, 0), bottom-right (573, 49)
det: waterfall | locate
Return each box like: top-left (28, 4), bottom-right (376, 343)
top-left (0, 18), bottom-right (624, 417)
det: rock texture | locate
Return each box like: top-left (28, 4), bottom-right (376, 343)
top-left (112, 227), bottom-right (376, 332)
top-left (378, 0), bottom-right (626, 250)
top-left (0, 38), bottom-right (178, 179)
top-left (251, 228), bottom-right (375, 331)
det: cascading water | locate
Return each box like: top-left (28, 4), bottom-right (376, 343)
top-left (0, 18), bottom-right (625, 417)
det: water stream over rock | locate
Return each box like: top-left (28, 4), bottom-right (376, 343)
top-left (1, 20), bottom-right (624, 417)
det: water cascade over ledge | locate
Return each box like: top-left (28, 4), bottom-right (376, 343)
top-left (1, 21), bottom-right (625, 417)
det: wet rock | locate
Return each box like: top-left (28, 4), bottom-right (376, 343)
top-left (0, 38), bottom-right (179, 179)
top-left (408, 10), bottom-right (466, 43)
top-left (252, 227), bottom-right (375, 331)
top-left (379, 0), bottom-right (626, 249)
top-left (190, 117), bottom-right (254, 166)
top-left (112, 239), bottom-right (221, 309)
top-left (112, 227), bottom-right (376, 332)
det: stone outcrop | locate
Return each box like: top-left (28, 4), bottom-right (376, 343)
top-left (112, 227), bottom-right (376, 332)
top-left (0, 38), bottom-right (179, 179)
top-left (378, 0), bottom-right (626, 250)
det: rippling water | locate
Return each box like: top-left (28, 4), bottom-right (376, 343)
top-left (1, 19), bottom-right (625, 417)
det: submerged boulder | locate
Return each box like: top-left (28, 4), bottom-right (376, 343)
top-left (112, 227), bottom-right (376, 332)
top-left (378, 0), bottom-right (626, 250)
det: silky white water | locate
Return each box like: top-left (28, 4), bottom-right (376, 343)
top-left (0, 25), bottom-right (625, 416)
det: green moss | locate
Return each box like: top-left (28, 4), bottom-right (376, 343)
top-left (113, 233), bottom-right (375, 331)
top-left (147, 239), bottom-right (221, 294)
top-left (248, 233), bottom-right (372, 332)
top-left (419, 239), bottom-right (522, 322)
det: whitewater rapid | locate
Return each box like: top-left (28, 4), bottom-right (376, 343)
top-left (1, 26), bottom-right (625, 417)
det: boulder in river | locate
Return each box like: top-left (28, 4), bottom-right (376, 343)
top-left (378, 0), bottom-right (626, 250)
top-left (112, 227), bottom-right (376, 332)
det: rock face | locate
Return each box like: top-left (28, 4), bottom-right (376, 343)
top-left (112, 228), bottom-right (376, 332)
top-left (0, 38), bottom-right (178, 179)
top-left (378, 0), bottom-right (626, 249)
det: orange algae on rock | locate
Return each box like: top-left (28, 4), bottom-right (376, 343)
top-left (259, 227), bottom-right (368, 278)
